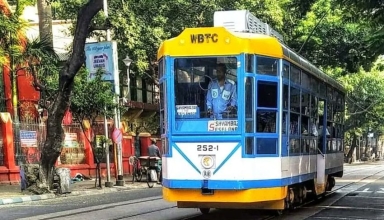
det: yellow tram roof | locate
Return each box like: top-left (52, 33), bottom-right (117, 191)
top-left (158, 27), bottom-right (345, 93)
top-left (157, 27), bottom-right (283, 59)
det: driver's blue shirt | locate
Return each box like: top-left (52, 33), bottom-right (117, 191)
top-left (206, 78), bottom-right (237, 119)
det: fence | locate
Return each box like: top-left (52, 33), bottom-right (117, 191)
top-left (13, 121), bottom-right (87, 166)
top-left (60, 124), bottom-right (86, 165)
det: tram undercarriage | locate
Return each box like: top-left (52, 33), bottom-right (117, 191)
top-left (171, 174), bottom-right (338, 215)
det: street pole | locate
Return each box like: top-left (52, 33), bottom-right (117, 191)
top-left (103, 0), bottom-right (113, 188)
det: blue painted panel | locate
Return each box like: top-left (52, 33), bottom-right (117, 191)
top-left (162, 165), bottom-right (344, 189)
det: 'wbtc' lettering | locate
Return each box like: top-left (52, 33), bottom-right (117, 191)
top-left (190, 34), bottom-right (218, 43)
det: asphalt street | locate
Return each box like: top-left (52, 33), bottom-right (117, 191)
top-left (0, 187), bottom-right (162, 220)
top-left (1, 162), bottom-right (384, 220)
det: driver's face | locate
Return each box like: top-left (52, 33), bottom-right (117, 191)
top-left (216, 66), bottom-right (225, 80)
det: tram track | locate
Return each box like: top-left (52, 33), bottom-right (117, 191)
top-left (262, 168), bottom-right (384, 220)
top-left (179, 165), bottom-right (384, 220)
top-left (30, 165), bottom-right (383, 220)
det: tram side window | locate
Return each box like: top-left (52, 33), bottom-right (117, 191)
top-left (245, 137), bottom-right (254, 155)
top-left (283, 64), bottom-right (289, 79)
top-left (245, 77), bottom-right (254, 133)
top-left (257, 57), bottom-right (278, 76)
top-left (257, 81), bottom-right (277, 133)
top-left (246, 54), bottom-right (255, 73)
top-left (289, 86), bottom-right (301, 154)
top-left (290, 66), bottom-right (301, 85)
top-left (160, 82), bottom-right (167, 134)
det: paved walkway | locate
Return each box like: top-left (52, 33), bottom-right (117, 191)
top-left (0, 175), bottom-right (160, 205)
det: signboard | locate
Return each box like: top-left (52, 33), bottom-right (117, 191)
top-left (112, 129), bottom-right (122, 144)
top-left (84, 41), bottom-right (120, 95)
top-left (208, 120), bottom-right (238, 131)
top-left (20, 130), bottom-right (37, 147)
top-left (63, 133), bottom-right (79, 148)
top-left (176, 105), bottom-right (199, 118)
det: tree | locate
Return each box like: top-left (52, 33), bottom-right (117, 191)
top-left (0, 0), bottom-right (41, 122)
top-left (32, 0), bottom-right (104, 190)
top-left (334, 0), bottom-right (384, 57)
top-left (335, 58), bottom-right (384, 161)
top-left (70, 69), bottom-right (116, 188)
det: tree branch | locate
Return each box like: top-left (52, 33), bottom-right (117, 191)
top-left (63, 0), bottom-right (103, 82)
top-left (28, 62), bottom-right (47, 91)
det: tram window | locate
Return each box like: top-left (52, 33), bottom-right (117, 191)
top-left (282, 113), bottom-right (287, 134)
top-left (256, 138), bottom-right (277, 154)
top-left (289, 139), bottom-right (300, 154)
top-left (159, 59), bottom-right (164, 78)
top-left (290, 113), bottom-right (299, 135)
top-left (310, 96), bottom-right (318, 118)
top-left (302, 92), bottom-right (310, 116)
top-left (327, 103), bottom-right (333, 121)
top-left (301, 139), bottom-right (310, 154)
top-left (245, 77), bottom-right (254, 118)
top-left (245, 137), bottom-right (254, 155)
top-left (257, 57), bottom-right (278, 76)
top-left (173, 57), bottom-right (238, 120)
top-left (310, 77), bottom-right (319, 94)
top-left (283, 84), bottom-right (289, 110)
top-left (290, 87), bottom-right (300, 113)
top-left (302, 72), bottom-right (310, 89)
top-left (319, 83), bottom-right (326, 97)
top-left (245, 54), bottom-right (254, 73)
top-left (290, 66), bottom-right (300, 84)
top-left (327, 87), bottom-right (334, 101)
top-left (283, 64), bottom-right (289, 79)
top-left (257, 111), bottom-right (276, 133)
top-left (245, 77), bottom-right (254, 132)
top-left (257, 81), bottom-right (277, 108)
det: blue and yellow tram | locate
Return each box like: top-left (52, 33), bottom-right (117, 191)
top-left (157, 10), bottom-right (345, 214)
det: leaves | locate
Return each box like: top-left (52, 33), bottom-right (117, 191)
top-left (70, 68), bottom-right (117, 125)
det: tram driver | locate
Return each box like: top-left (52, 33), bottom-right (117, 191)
top-left (206, 63), bottom-right (237, 119)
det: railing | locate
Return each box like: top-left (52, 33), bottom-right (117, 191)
top-left (13, 121), bottom-right (43, 165)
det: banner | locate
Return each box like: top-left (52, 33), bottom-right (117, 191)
top-left (20, 130), bottom-right (37, 147)
top-left (84, 41), bottom-right (120, 95)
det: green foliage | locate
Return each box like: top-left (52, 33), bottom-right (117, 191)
top-left (338, 57), bottom-right (384, 137)
top-left (70, 68), bottom-right (117, 124)
top-left (286, 0), bottom-right (377, 73)
top-left (41, 0), bottom-right (384, 149)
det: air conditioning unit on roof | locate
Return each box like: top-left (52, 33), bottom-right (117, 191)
top-left (213, 10), bottom-right (284, 43)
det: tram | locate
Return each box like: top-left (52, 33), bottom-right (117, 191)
top-left (157, 10), bottom-right (345, 214)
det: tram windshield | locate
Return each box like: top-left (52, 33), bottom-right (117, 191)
top-left (173, 57), bottom-right (239, 131)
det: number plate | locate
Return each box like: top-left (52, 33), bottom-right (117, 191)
top-left (197, 144), bottom-right (219, 151)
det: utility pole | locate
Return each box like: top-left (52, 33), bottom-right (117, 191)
top-left (103, 0), bottom-right (114, 187)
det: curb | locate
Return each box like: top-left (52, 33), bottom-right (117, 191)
top-left (0, 183), bottom-right (161, 206)
top-left (0, 194), bottom-right (56, 205)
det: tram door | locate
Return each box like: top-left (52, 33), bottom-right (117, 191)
top-left (316, 99), bottom-right (326, 186)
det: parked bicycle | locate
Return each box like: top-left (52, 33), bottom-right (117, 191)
top-left (138, 156), bottom-right (162, 188)
top-left (129, 156), bottom-right (145, 183)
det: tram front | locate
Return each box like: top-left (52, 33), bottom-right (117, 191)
top-left (158, 26), bottom-right (264, 212)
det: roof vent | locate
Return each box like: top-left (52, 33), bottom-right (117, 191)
top-left (213, 10), bottom-right (284, 43)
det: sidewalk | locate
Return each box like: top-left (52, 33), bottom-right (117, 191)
top-left (0, 176), bottom-right (160, 205)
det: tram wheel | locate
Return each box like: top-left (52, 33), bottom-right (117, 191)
top-left (199, 208), bottom-right (210, 214)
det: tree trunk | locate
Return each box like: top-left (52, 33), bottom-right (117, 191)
top-left (38, 0), bottom-right (103, 189)
top-left (347, 134), bottom-right (357, 163)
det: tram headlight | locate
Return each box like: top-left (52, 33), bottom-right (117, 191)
top-left (201, 155), bottom-right (214, 169)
